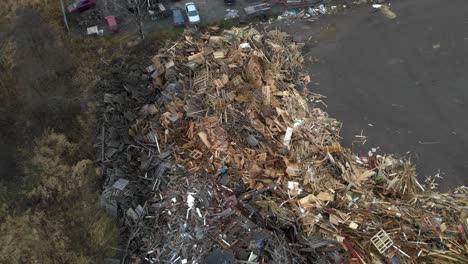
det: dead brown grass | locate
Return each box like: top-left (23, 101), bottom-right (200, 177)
top-left (0, 2), bottom-right (147, 262)
top-left (0, 131), bottom-right (118, 264)
top-left (0, 3), bottom-right (126, 258)
top-left (2, 0), bottom-right (58, 23)
top-left (0, 37), bottom-right (16, 72)
top-left (1, 0), bottom-right (62, 104)
top-left (0, 37), bottom-right (17, 103)
top-left (0, 211), bottom-right (92, 264)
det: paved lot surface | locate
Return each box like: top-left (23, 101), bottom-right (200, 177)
top-left (97, 0), bottom-right (259, 33)
top-left (266, 0), bottom-right (468, 189)
top-left (77, 0), bottom-right (320, 34)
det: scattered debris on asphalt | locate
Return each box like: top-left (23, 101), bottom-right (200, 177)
top-left (372, 3), bottom-right (397, 19)
top-left (224, 9), bottom-right (240, 20)
top-left (244, 2), bottom-right (271, 17)
top-left (275, 4), bottom-right (339, 21)
top-left (99, 25), bottom-right (467, 263)
top-left (308, 4), bottom-right (331, 17)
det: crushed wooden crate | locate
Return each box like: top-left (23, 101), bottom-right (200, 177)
top-left (371, 229), bottom-right (394, 255)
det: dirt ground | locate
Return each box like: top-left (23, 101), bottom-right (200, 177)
top-left (0, 9), bottom-right (82, 187)
top-left (264, 0), bottom-right (468, 190)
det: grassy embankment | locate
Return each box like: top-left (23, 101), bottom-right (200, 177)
top-left (0, 0), bottom-right (183, 261)
top-left (0, 1), bottom-right (122, 262)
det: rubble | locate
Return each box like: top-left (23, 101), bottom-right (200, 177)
top-left (98, 26), bottom-right (468, 263)
top-left (377, 4), bottom-right (397, 19)
top-left (224, 9), bottom-right (240, 20)
top-left (77, 9), bottom-right (103, 29)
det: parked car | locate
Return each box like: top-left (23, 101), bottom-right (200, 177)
top-left (185, 2), bottom-right (200, 24)
top-left (104, 16), bottom-right (120, 33)
top-left (67, 0), bottom-right (96, 13)
top-left (172, 8), bottom-right (185, 27)
top-left (224, 0), bottom-right (236, 5)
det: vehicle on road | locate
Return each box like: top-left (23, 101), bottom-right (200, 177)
top-left (224, 0), bottom-right (236, 5)
top-left (172, 8), bottom-right (185, 27)
top-left (185, 2), bottom-right (200, 24)
top-left (67, 0), bottom-right (96, 13)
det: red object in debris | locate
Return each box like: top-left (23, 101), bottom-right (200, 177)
top-left (105, 16), bottom-right (120, 33)
top-left (343, 238), bottom-right (364, 264)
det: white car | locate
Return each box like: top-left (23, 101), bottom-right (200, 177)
top-left (185, 2), bottom-right (200, 24)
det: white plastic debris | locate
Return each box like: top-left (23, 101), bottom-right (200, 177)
top-left (307, 4), bottom-right (329, 17)
top-left (280, 10), bottom-right (297, 18)
top-left (318, 4), bottom-right (327, 14)
top-left (248, 252), bottom-right (258, 262)
top-left (239, 43), bottom-right (251, 49)
top-left (327, 152), bottom-right (336, 165)
top-left (187, 194), bottom-right (195, 209)
top-left (314, 213), bottom-right (323, 223)
top-left (287, 181), bottom-right (302, 196)
top-left (224, 9), bottom-right (240, 20)
top-left (335, 235), bottom-right (345, 242)
top-left (283, 127), bottom-right (294, 147)
top-left (86, 25), bottom-right (99, 35)
top-left (349, 222), bottom-right (359, 230)
top-left (288, 181), bottom-right (297, 189)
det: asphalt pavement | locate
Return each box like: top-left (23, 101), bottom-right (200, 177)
top-left (303, 0), bottom-right (468, 189)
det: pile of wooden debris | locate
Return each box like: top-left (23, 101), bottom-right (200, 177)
top-left (100, 27), bottom-right (467, 263)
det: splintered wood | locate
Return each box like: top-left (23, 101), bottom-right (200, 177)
top-left (128, 26), bottom-right (468, 264)
top-left (246, 56), bottom-right (263, 87)
top-left (262, 86), bottom-right (271, 105)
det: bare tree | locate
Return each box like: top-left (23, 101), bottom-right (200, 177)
top-left (108, 0), bottom-right (147, 40)
top-left (127, 0), bottom-right (146, 39)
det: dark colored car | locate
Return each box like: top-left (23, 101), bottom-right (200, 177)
top-left (224, 0), bottom-right (236, 5)
top-left (67, 0), bottom-right (96, 13)
top-left (172, 8), bottom-right (185, 27)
